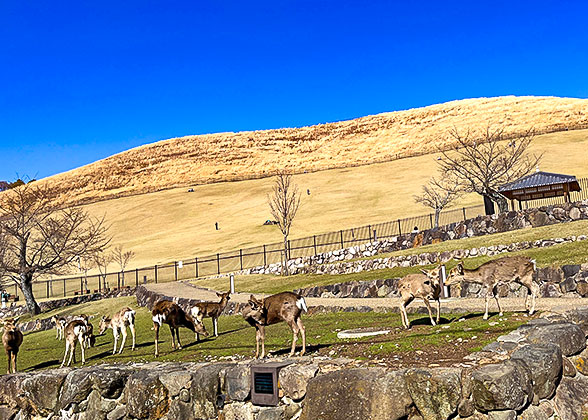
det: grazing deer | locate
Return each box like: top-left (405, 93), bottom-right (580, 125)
top-left (2, 318), bottom-right (23, 374)
top-left (60, 320), bottom-right (88, 367)
top-left (152, 300), bottom-right (208, 357)
top-left (397, 266), bottom-right (442, 329)
top-left (99, 307), bottom-right (136, 354)
top-left (444, 256), bottom-right (539, 320)
top-left (190, 291), bottom-right (230, 340)
top-left (242, 292), bottom-right (307, 359)
top-left (51, 316), bottom-right (67, 340)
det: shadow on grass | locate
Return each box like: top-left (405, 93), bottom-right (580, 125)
top-left (26, 360), bottom-right (61, 371)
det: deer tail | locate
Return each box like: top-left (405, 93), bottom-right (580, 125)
top-left (296, 297), bottom-right (308, 313)
top-left (531, 259), bottom-right (537, 271)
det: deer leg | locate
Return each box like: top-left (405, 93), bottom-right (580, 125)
top-left (68, 341), bottom-right (76, 367)
top-left (254, 327), bottom-right (260, 358)
top-left (400, 295), bottom-right (412, 329)
top-left (423, 298), bottom-right (436, 326)
top-left (112, 328), bottom-right (119, 355)
top-left (297, 317), bottom-right (306, 356)
top-left (529, 281), bottom-right (539, 315)
top-left (289, 321), bottom-right (299, 357)
top-left (169, 325), bottom-right (176, 349)
top-left (12, 352), bottom-right (17, 373)
top-left (436, 298), bottom-right (441, 324)
top-left (154, 322), bottom-right (160, 357)
top-left (213, 318), bottom-right (218, 337)
top-left (176, 328), bottom-right (183, 349)
top-left (61, 342), bottom-right (70, 368)
top-left (484, 290), bottom-right (491, 320)
top-left (260, 326), bottom-right (266, 359)
top-left (130, 324), bottom-right (136, 350)
top-left (7, 351), bottom-right (11, 374)
top-left (78, 334), bottom-right (86, 365)
top-left (119, 327), bottom-right (128, 354)
top-left (492, 285), bottom-right (503, 316)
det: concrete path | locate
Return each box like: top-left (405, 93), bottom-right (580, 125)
top-left (145, 282), bottom-right (588, 314)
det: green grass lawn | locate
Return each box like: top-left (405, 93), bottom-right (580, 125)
top-left (11, 297), bottom-right (528, 372)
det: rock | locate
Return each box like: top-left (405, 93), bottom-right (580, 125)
top-left (570, 348), bottom-right (588, 376)
top-left (225, 365), bottom-right (251, 402)
top-left (553, 376), bottom-right (588, 420)
top-left (107, 405), bottom-right (126, 420)
top-left (301, 368), bottom-right (413, 420)
top-left (190, 363), bottom-right (225, 419)
top-left (59, 368), bottom-right (95, 410)
top-left (518, 405), bottom-right (549, 420)
top-left (536, 267), bottom-right (564, 284)
top-left (562, 264), bottom-right (581, 278)
top-left (279, 364), bottom-right (318, 401)
top-left (222, 401), bottom-right (255, 420)
top-left (560, 277), bottom-right (577, 293)
top-left (0, 406), bottom-right (18, 420)
top-left (257, 406), bottom-right (286, 420)
top-left (471, 360), bottom-right (532, 412)
top-left (570, 207), bottom-right (582, 220)
top-left (541, 282), bottom-right (562, 298)
top-left (511, 344), bottom-right (562, 399)
top-left (487, 410), bottom-right (516, 420)
top-left (21, 368), bottom-right (69, 415)
top-left (563, 357), bottom-right (577, 377)
top-left (159, 370), bottom-right (192, 398)
top-left (530, 211), bottom-right (550, 227)
top-left (525, 323), bottom-right (586, 356)
top-left (90, 366), bottom-right (134, 399)
top-left (404, 368), bottom-right (461, 420)
top-left (458, 398), bottom-right (475, 417)
top-left (576, 282), bottom-right (588, 297)
top-left (125, 370), bottom-right (170, 419)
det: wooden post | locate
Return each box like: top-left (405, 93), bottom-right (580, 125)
top-left (263, 245), bottom-right (267, 266)
top-left (46, 281), bottom-right (49, 299)
top-left (117, 272), bottom-right (121, 289)
top-left (217, 253), bottom-right (220, 275)
top-left (313, 236), bottom-right (317, 256)
top-left (462, 207), bottom-right (467, 221)
top-left (63, 278), bottom-right (66, 297)
top-left (195, 258), bottom-right (199, 278)
top-left (429, 213), bottom-right (433, 229)
top-left (174, 261), bottom-right (178, 281)
top-left (80, 277), bottom-right (83, 295)
top-left (135, 268), bottom-right (139, 287)
top-left (239, 249), bottom-right (243, 270)
top-left (340, 230), bottom-right (344, 248)
top-left (397, 219), bottom-right (402, 236)
top-left (373, 228), bottom-right (377, 241)
top-left (368, 225), bottom-right (372, 241)
top-left (155, 265), bottom-right (158, 283)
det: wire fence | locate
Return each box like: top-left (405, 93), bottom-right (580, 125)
top-left (7, 177), bottom-right (587, 303)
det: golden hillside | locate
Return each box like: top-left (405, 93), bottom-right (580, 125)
top-left (41, 96), bottom-right (588, 205)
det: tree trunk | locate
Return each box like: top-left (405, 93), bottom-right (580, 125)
top-left (483, 194), bottom-right (495, 215)
top-left (20, 273), bottom-right (41, 315)
top-left (282, 235), bottom-right (290, 276)
top-left (434, 209), bottom-right (441, 228)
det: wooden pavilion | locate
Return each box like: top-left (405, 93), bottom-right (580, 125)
top-left (499, 170), bottom-right (582, 210)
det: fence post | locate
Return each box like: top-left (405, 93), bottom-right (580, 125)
top-left (117, 272), bottom-right (121, 289)
top-left (373, 228), bottom-right (377, 241)
top-left (429, 213), bottom-right (433, 229)
top-left (217, 253), bottom-right (220, 275)
top-left (462, 207), bottom-right (467, 221)
top-left (80, 277), bottom-right (83, 295)
top-left (135, 268), bottom-right (138, 287)
top-left (46, 281), bottom-right (49, 299)
top-left (195, 258), bottom-right (199, 278)
top-left (263, 245), bottom-right (267, 266)
top-left (287, 240), bottom-right (291, 260)
top-left (340, 230), bottom-right (344, 248)
top-left (239, 249), bottom-right (243, 270)
top-left (397, 219), bottom-right (402, 236)
top-left (155, 265), bottom-right (158, 283)
top-left (174, 261), bottom-right (178, 281)
top-left (368, 225), bottom-right (371, 241)
top-left (313, 236), bottom-right (317, 256)
top-left (63, 278), bottom-right (66, 297)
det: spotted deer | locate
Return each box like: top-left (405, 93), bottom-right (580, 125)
top-left (2, 318), bottom-right (23, 374)
top-left (60, 319), bottom-right (88, 367)
top-left (444, 256), bottom-right (539, 320)
top-left (51, 316), bottom-right (67, 340)
top-left (242, 292), bottom-right (307, 359)
top-left (99, 307), bottom-right (136, 354)
top-left (190, 291), bottom-right (230, 340)
top-left (397, 266), bottom-right (442, 329)
top-left (152, 300), bottom-right (208, 357)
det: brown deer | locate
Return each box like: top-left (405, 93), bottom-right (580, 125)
top-left (60, 319), bottom-right (88, 367)
top-left (152, 300), bottom-right (208, 357)
top-left (99, 307), bottom-right (136, 354)
top-left (397, 266), bottom-right (442, 329)
top-left (190, 291), bottom-right (230, 340)
top-left (242, 292), bottom-right (307, 359)
top-left (444, 256), bottom-right (539, 320)
top-left (2, 318), bottom-right (23, 374)
top-left (51, 316), bottom-right (67, 340)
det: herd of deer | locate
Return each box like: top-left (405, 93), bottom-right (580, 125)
top-left (1, 255), bottom-right (540, 373)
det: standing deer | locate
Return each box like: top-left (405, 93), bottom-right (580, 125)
top-left (190, 291), bottom-right (230, 340)
top-left (152, 300), bottom-right (208, 357)
top-left (52, 316), bottom-right (67, 340)
top-left (60, 319), bottom-right (88, 367)
top-left (242, 291), bottom-right (307, 359)
top-left (2, 318), bottom-right (23, 374)
top-left (397, 266), bottom-right (442, 329)
top-left (444, 256), bottom-right (539, 320)
top-left (99, 307), bottom-right (136, 354)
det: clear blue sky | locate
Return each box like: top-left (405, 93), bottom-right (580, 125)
top-left (1, 1), bottom-right (587, 181)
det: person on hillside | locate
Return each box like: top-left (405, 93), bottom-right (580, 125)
top-left (1, 290), bottom-right (8, 309)
top-left (412, 226), bottom-right (419, 234)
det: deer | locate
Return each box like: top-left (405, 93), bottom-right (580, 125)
top-left (60, 319), bottom-right (88, 367)
top-left (2, 318), bottom-right (23, 374)
top-left (51, 316), bottom-right (67, 340)
top-left (444, 255), bottom-right (539, 320)
top-left (152, 300), bottom-right (209, 357)
top-left (51, 314), bottom-right (94, 347)
top-left (397, 266), bottom-right (443, 329)
top-left (99, 307), bottom-right (136, 354)
top-left (242, 291), bottom-right (307, 359)
top-left (190, 291), bottom-right (230, 340)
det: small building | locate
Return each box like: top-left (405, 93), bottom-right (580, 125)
top-left (499, 170), bottom-right (582, 210)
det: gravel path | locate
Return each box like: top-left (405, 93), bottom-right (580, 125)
top-left (145, 282), bottom-right (588, 314)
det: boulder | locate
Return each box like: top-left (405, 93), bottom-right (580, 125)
top-left (21, 368), bottom-right (70, 415)
top-left (222, 401), bottom-right (255, 420)
top-left (224, 365), bottom-right (250, 402)
top-left (59, 368), bottom-right (95, 410)
top-left (279, 363), bottom-right (319, 401)
top-left (301, 368), bottom-right (413, 420)
top-left (536, 267), bottom-right (564, 284)
top-left (570, 207), bottom-right (582, 220)
top-left (560, 277), bottom-right (577, 293)
top-left (0, 374), bottom-right (29, 409)
top-left (404, 368), bottom-right (461, 420)
top-left (125, 370), bottom-right (170, 419)
top-left (563, 357), bottom-right (577, 377)
top-left (487, 410), bottom-right (516, 420)
top-left (553, 375), bottom-right (588, 420)
top-left (562, 264), bottom-right (581, 278)
top-left (525, 323), bottom-right (586, 356)
top-left (511, 344), bottom-right (562, 399)
top-left (471, 360), bottom-right (532, 412)
top-left (576, 282), bottom-right (588, 297)
top-left (190, 363), bottom-right (226, 419)
top-left (257, 406), bottom-right (286, 420)
top-left (159, 370), bottom-right (193, 398)
top-left (570, 348), bottom-right (588, 376)
top-left (518, 405), bottom-right (549, 420)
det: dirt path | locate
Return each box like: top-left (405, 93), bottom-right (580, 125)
top-left (145, 282), bottom-right (588, 313)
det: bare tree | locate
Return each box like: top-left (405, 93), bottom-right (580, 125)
top-left (93, 250), bottom-right (112, 291)
top-left (268, 172), bottom-right (301, 276)
top-left (414, 176), bottom-right (463, 228)
top-left (438, 125), bottom-right (541, 215)
top-left (0, 182), bottom-right (110, 314)
top-left (112, 245), bottom-right (135, 287)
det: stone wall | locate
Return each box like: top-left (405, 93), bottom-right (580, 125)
top-left (3, 306), bottom-right (588, 419)
top-left (225, 200), bottom-right (588, 277)
top-left (293, 261), bottom-right (588, 300)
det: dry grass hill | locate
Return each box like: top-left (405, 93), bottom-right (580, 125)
top-left (39, 96), bottom-right (588, 206)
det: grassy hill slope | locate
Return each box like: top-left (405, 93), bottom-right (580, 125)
top-left (40, 96), bottom-right (588, 206)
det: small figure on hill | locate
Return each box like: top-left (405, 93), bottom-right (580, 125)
top-left (1, 290), bottom-right (8, 309)
top-left (215, 222), bottom-right (219, 230)
top-left (412, 226), bottom-right (419, 234)
top-left (307, 189), bottom-right (311, 195)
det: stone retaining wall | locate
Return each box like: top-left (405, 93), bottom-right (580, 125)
top-left (293, 261), bottom-right (588, 300)
top-left (2, 306), bottom-right (588, 419)
top-left (226, 200), bottom-right (588, 277)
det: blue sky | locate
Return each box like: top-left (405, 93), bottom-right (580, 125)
top-left (1, 1), bottom-right (587, 180)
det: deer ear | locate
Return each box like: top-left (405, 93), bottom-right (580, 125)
top-left (420, 269), bottom-right (429, 276)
